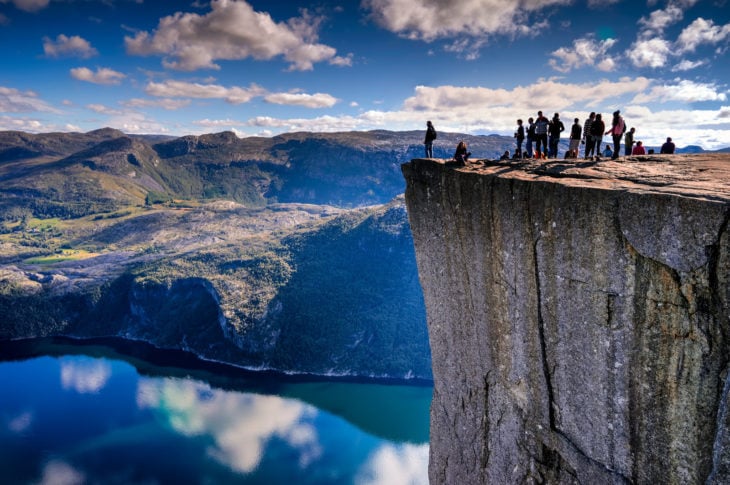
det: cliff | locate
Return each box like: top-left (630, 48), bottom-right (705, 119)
top-left (402, 155), bottom-right (730, 484)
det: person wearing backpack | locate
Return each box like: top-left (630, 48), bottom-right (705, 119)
top-left (424, 120), bottom-right (437, 158)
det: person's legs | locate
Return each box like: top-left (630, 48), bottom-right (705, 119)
top-left (612, 135), bottom-right (621, 159)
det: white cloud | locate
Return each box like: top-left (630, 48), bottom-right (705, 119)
top-left (676, 17), bottom-right (730, 54)
top-left (145, 80), bottom-right (266, 104)
top-left (86, 103), bottom-right (123, 115)
top-left (60, 358), bottom-right (111, 394)
top-left (43, 34), bottom-right (98, 59)
top-left (363, 0), bottom-right (570, 41)
top-left (672, 59), bottom-right (706, 71)
top-left (264, 92), bottom-right (339, 108)
top-left (125, 0), bottom-right (341, 71)
top-left (0, 86), bottom-right (58, 112)
top-left (631, 79), bottom-right (727, 104)
top-left (356, 443), bottom-right (429, 485)
top-left (627, 38), bottom-right (672, 68)
top-left (638, 4), bottom-right (684, 35)
top-left (137, 378), bottom-right (321, 473)
top-left (123, 98), bottom-right (192, 110)
top-left (70, 67), bottom-right (126, 85)
top-left (0, 0), bottom-right (50, 12)
top-left (549, 36), bottom-right (617, 73)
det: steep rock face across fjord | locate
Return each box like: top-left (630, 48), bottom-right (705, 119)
top-left (402, 155), bottom-right (730, 484)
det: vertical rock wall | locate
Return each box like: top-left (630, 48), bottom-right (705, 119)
top-left (402, 158), bottom-right (730, 484)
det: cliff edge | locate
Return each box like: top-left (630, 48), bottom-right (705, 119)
top-left (402, 155), bottom-right (730, 484)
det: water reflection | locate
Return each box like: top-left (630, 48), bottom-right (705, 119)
top-left (357, 443), bottom-right (429, 485)
top-left (0, 339), bottom-right (432, 484)
top-left (137, 378), bottom-right (322, 473)
top-left (59, 356), bottom-right (111, 394)
top-left (37, 460), bottom-right (85, 485)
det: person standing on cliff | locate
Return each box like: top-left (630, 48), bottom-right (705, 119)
top-left (548, 112), bottom-right (564, 158)
top-left (582, 112), bottom-right (596, 159)
top-left (424, 120), bottom-right (437, 158)
top-left (526, 117), bottom-right (536, 158)
top-left (590, 113), bottom-right (605, 160)
top-left (624, 127), bottom-right (636, 156)
top-left (604, 110), bottom-right (625, 160)
top-left (515, 119), bottom-right (525, 158)
top-left (534, 111), bottom-right (549, 159)
top-left (568, 117), bottom-right (582, 158)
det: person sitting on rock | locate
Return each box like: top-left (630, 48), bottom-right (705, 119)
top-left (454, 141), bottom-right (471, 164)
top-left (500, 150), bottom-right (510, 160)
top-left (632, 140), bottom-right (646, 155)
top-left (603, 144), bottom-right (613, 158)
top-left (660, 137), bottom-right (676, 154)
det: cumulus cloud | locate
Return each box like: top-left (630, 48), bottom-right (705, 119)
top-left (628, 1), bottom-right (728, 69)
top-left (125, 0), bottom-right (343, 71)
top-left (43, 34), bottom-right (97, 59)
top-left (85, 103), bottom-right (123, 115)
top-left (549, 36), bottom-right (617, 73)
top-left (631, 79), bottom-right (727, 104)
top-left (676, 17), bottom-right (730, 54)
top-left (363, 0), bottom-right (570, 41)
top-left (264, 92), bottom-right (339, 108)
top-left (627, 38), bottom-right (672, 69)
top-left (0, 0), bottom-right (50, 12)
top-left (70, 67), bottom-right (126, 85)
top-left (7, 411), bottom-right (32, 433)
top-left (0, 86), bottom-right (58, 112)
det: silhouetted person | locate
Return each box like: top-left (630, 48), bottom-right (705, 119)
top-left (424, 121), bottom-right (437, 158)
top-left (660, 137), bottom-right (675, 154)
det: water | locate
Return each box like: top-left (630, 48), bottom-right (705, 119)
top-left (0, 338), bottom-right (431, 484)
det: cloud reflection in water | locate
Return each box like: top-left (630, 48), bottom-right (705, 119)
top-left (136, 378), bottom-right (322, 474)
top-left (59, 357), bottom-right (111, 394)
top-left (356, 443), bottom-right (429, 485)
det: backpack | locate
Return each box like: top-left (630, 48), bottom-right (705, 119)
top-left (621, 118), bottom-right (626, 134)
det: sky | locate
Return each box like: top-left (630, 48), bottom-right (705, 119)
top-left (0, 0), bottom-right (729, 149)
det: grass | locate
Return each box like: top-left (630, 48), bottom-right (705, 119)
top-left (23, 249), bottom-right (100, 265)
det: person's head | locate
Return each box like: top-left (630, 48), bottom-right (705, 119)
top-left (666, 137), bottom-right (672, 142)
top-left (606, 144), bottom-right (611, 150)
top-left (613, 110), bottom-right (620, 117)
top-left (596, 113), bottom-right (602, 120)
top-left (517, 119), bottom-right (523, 125)
top-left (630, 127), bottom-right (635, 133)
top-left (457, 141), bottom-right (466, 149)
top-left (574, 118), bottom-right (579, 123)
top-left (637, 141), bottom-right (643, 146)
top-left (589, 112), bottom-right (596, 119)
top-left (537, 111), bottom-right (543, 117)
top-left (528, 117), bottom-right (534, 123)
top-left (427, 120), bottom-right (433, 127)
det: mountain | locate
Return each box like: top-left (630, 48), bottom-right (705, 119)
top-left (0, 128), bottom-right (444, 379)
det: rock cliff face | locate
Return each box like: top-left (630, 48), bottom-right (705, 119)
top-left (402, 155), bottom-right (730, 484)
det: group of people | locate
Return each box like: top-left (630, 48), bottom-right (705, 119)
top-left (424, 114), bottom-right (677, 163)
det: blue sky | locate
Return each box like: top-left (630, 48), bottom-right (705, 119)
top-left (1, 0), bottom-right (729, 149)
